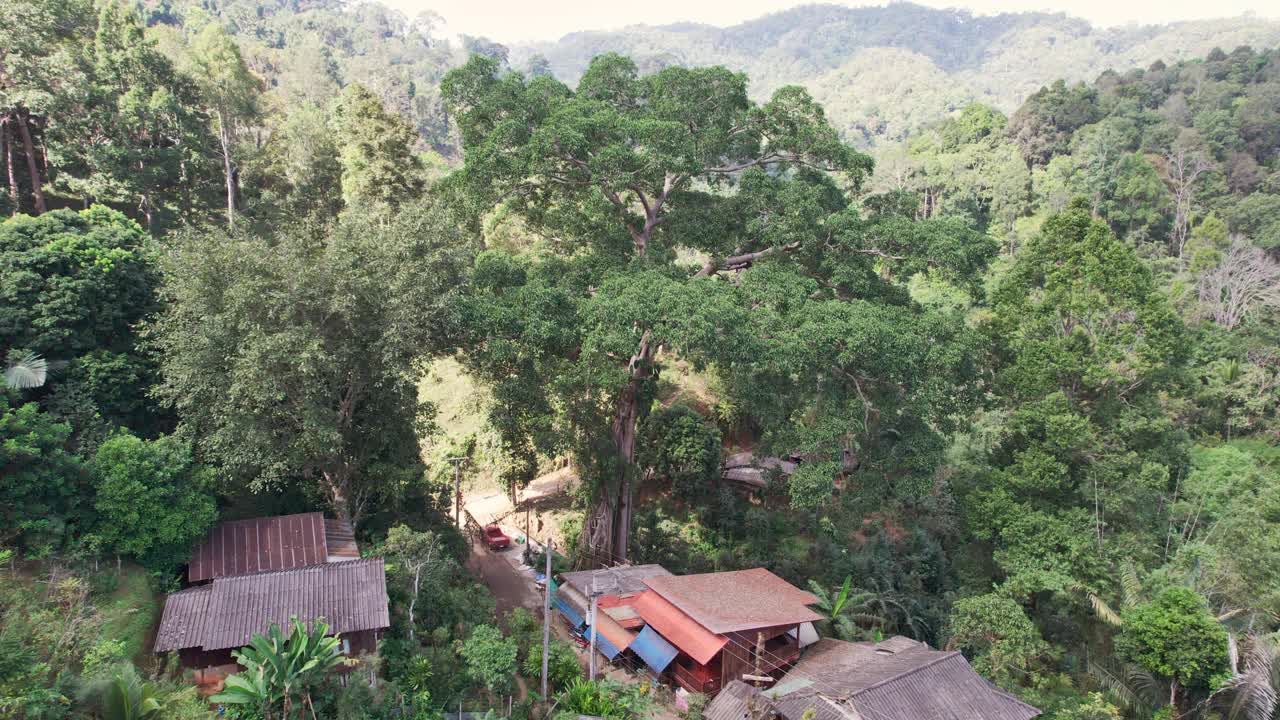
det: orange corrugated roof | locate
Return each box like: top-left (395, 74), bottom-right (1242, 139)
top-left (592, 609), bottom-right (636, 652)
top-left (632, 590), bottom-right (727, 665)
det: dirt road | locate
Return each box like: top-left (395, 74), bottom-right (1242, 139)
top-left (465, 534), bottom-right (544, 619)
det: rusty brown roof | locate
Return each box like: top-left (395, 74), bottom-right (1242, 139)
top-left (154, 557), bottom-right (390, 653)
top-left (643, 568), bottom-right (823, 634)
top-left (188, 513), bottom-right (330, 582)
top-left (757, 638), bottom-right (1041, 720)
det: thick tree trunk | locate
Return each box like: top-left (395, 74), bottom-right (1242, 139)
top-left (323, 468), bottom-right (356, 531)
top-left (583, 332), bottom-right (654, 564)
top-left (3, 120), bottom-right (18, 214)
top-left (14, 111), bottom-right (46, 214)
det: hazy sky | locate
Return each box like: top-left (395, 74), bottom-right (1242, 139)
top-left (380, 0), bottom-right (1278, 44)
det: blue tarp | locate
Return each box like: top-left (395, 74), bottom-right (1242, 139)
top-left (554, 592), bottom-right (585, 629)
top-left (631, 625), bottom-right (678, 674)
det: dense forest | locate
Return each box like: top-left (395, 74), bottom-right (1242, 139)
top-left (3, 0), bottom-right (1280, 719)
top-left (514, 3), bottom-right (1280, 144)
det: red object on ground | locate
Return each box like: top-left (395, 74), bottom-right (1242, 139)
top-left (482, 524), bottom-right (511, 550)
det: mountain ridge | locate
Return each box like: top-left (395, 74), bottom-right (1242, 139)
top-left (509, 2), bottom-right (1280, 143)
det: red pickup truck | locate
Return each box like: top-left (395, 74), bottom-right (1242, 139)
top-left (481, 524), bottom-right (511, 550)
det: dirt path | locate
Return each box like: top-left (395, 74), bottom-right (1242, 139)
top-left (465, 535), bottom-right (543, 619)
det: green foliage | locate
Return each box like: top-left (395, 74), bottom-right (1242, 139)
top-left (151, 200), bottom-right (468, 527)
top-left (99, 667), bottom-right (164, 720)
top-left (947, 594), bottom-right (1046, 687)
top-left (384, 525), bottom-right (454, 638)
top-left (640, 405), bottom-right (721, 500)
top-left (331, 83), bottom-right (425, 211)
top-left (1115, 588), bottom-right (1229, 691)
top-left (682, 692), bottom-right (708, 720)
top-left (211, 617), bottom-right (348, 718)
top-left (81, 638), bottom-right (129, 679)
top-left (521, 638), bottom-right (581, 694)
top-left (46, 1), bottom-right (218, 228)
top-left (965, 202), bottom-right (1189, 598)
top-left (90, 432), bottom-right (218, 571)
top-left (522, 6), bottom-right (1280, 147)
top-left (0, 206), bottom-right (161, 432)
top-left (554, 679), bottom-right (649, 720)
top-left (458, 624), bottom-right (517, 695)
top-left (0, 394), bottom-right (87, 553)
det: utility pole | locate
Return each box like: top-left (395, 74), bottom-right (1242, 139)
top-left (540, 539), bottom-right (553, 697)
top-left (589, 576), bottom-right (600, 681)
top-left (447, 456), bottom-right (466, 529)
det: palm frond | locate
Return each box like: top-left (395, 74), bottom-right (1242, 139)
top-left (4, 353), bottom-right (47, 389)
top-left (1089, 592), bottom-right (1125, 627)
top-left (1087, 658), bottom-right (1159, 716)
top-left (1120, 561), bottom-right (1143, 609)
top-left (1213, 635), bottom-right (1280, 720)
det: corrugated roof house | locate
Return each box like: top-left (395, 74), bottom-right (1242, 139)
top-left (631, 569), bottom-right (824, 695)
top-left (706, 637), bottom-right (1041, 720)
top-left (555, 565), bottom-right (672, 662)
top-left (155, 513), bottom-right (387, 668)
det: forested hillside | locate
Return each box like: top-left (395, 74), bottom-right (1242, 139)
top-left (513, 3), bottom-right (1280, 143)
top-left (3, 0), bottom-right (1280, 719)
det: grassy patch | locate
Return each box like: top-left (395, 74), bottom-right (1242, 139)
top-left (98, 564), bottom-right (159, 664)
top-left (419, 357), bottom-right (488, 448)
top-left (419, 357), bottom-right (499, 491)
top-left (654, 354), bottom-right (719, 415)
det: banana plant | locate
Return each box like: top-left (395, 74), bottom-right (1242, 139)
top-left (101, 671), bottom-right (164, 720)
top-left (807, 575), bottom-right (888, 641)
top-left (211, 617), bottom-right (349, 720)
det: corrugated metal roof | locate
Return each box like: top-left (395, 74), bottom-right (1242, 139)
top-left (603, 604), bottom-right (642, 628)
top-left (644, 569), bottom-right (823, 634)
top-left (590, 610), bottom-right (636, 654)
top-left (188, 513), bottom-right (330, 582)
top-left (631, 590), bottom-right (727, 665)
top-left (153, 585), bottom-right (212, 652)
top-left (632, 625), bottom-right (680, 674)
top-left (561, 564), bottom-right (672, 597)
top-left (555, 591), bottom-right (587, 630)
top-left (761, 638), bottom-right (1041, 720)
top-left (705, 681), bottom-right (784, 720)
top-left (154, 557), bottom-right (390, 653)
top-left (559, 584), bottom-right (590, 617)
top-left (324, 518), bottom-right (360, 561)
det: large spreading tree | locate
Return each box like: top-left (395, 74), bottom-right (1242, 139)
top-left (150, 200), bottom-right (468, 528)
top-left (443, 54), bottom-right (993, 562)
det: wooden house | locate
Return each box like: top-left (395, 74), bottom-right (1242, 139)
top-left (630, 568), bottom-right (823, 695)
top-left (153, 513), bottom-right (387, 669)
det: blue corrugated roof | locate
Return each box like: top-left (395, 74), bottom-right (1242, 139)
top-left (555, 593), bottom-right (585, 629)
top-left (632, 625), bottom-right (678, 674)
